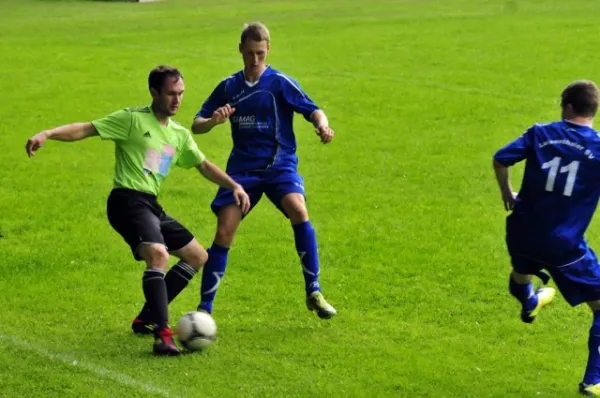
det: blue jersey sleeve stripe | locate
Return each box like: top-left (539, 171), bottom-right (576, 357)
top-left (276, 73), bottom-right (307, 98)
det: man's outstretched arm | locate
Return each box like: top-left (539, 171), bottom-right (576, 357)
top-left (26, 122), bottom-right (98, 157)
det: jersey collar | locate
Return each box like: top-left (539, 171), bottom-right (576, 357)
top-left (242, 65), bottom-right (272, 87)
top-left (564, 119), bottom-right (593, 129)
top-left (150, 105), bottom-right (170, 129)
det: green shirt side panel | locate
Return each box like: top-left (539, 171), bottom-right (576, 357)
top-left (170, 121), bottom-right (206, 169)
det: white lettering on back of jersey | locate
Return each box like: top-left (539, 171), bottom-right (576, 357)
top-left (538, 139), bottom-right (594, 159)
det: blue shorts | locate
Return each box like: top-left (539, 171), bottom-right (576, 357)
top-left (211, 170), bottom-right (305, 217)
top-left (510, 247), bottom-right (600, 306)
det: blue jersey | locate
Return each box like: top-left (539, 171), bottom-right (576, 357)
top-left (196, 66), bottom-right (320, 174)
top-left (494, 120), bottom-right (600, 265)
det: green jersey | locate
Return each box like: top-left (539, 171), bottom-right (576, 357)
top-left (92, 106), bottom-right (206, 196)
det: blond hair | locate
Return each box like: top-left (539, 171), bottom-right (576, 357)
top-left (240, 22), bottom-right (270, 44)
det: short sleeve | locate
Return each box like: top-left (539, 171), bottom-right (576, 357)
top-left (494, 125), bottom-right (536, 167)
top-left (92, 109), bottom-right (132, 141)
top-left (176, 132), bottom-right (206, 169)
top-left (196, 80), bottom-right (228, 120)
top-left (279, 75), bottom-right (319, 121)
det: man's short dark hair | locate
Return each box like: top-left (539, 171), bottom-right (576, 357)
top-left (561, 80), bottom-right (599, 117)
top-left (148, 65), bottom-right (183, 93)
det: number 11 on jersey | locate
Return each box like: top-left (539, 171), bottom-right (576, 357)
top-left (541, 156), bottom-right (580, 196)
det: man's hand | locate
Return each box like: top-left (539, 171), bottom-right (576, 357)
top-left (493, 159), bottom-right (516, 211)
top-left (316, 125), bottom-right (334, 144)
top-left (502, 190), bottom-right (518, 211)
top-left (211, 104), bottom-right (236, 125)
top-left (232, 184), bottom-right (251, 214)
top-left (196, 160), bottom-right (250, 213)
top-left (25, 131), bottom-right (49, 157)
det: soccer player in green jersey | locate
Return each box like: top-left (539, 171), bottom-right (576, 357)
top-left (25, 65), bottom-right (250, 356)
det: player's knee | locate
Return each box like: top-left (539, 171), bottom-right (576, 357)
top-left (214, 228), bottom-right (236, 247)
top-left (281, 194), bottom-right (309, 223)
top-left (214, 206), bottom-right (242, 247)
top-left (287, 206), bottom-right (309, 224)
top-left (140, 244), bottom-right (169, 269)
top-left (184, 248), bottom-right (208, 271)
top-left (510, 270), bottom-right (533, 284)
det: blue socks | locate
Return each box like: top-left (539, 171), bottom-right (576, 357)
top-left (198, 244), bottom-right (229, 314)
top-left (584, 311), bottom-right (600, 384)
top-left (293, 221), bottom-right (321, 295)
top-left (509, 277), bottom-right (538, 313)
top-left (199, 221), bottom-right (322, 313)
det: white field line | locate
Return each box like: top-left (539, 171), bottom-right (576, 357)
top-left (0, 332), bottom-right (173, 397)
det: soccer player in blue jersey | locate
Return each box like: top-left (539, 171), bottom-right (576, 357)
top-left (191, 22), bottom-right (336, 319)
top-left (493, 80), bottom-right (600, 395)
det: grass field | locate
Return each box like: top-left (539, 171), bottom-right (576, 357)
top-left (2, 0), bottom-right (600, 396)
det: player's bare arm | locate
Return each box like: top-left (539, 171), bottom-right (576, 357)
top-left (196, 160), bottom-right (250, 213)
top-left (310, 110), bottom-right (334, 144)
top-left (493, 158), bottom-right (517, 211)
top-left (25, 122), bottom-right (99, 157)
top-left (191, 104), bottom-right (236, 134)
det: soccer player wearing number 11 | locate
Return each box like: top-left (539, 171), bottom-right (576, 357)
top-left (493, 80), bottom-right (600, 396)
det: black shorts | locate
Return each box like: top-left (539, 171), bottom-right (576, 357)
top-left (106, 188), bottom-right (194, 260)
